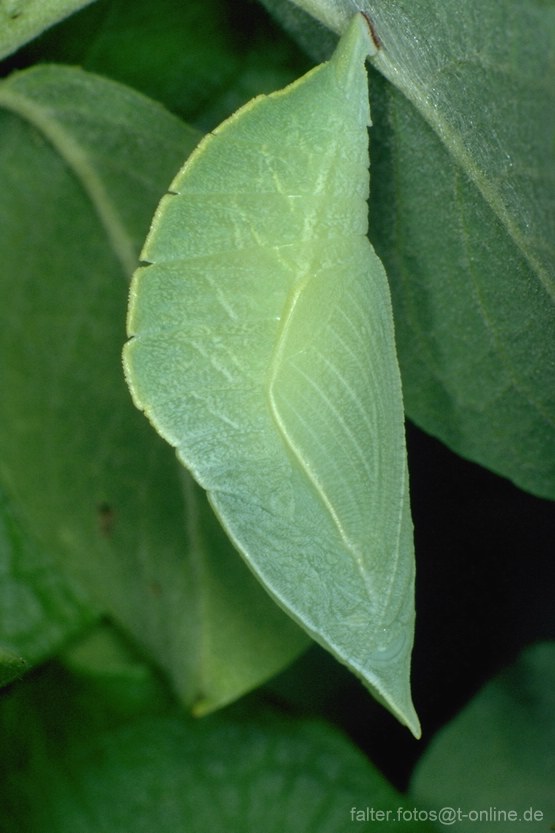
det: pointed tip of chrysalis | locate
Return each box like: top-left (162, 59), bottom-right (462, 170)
top-left (355, 627), bottom-right (421, 738)
top-left (382, 679), bottom-right (421, 739)
top-left (331, 12), bottom-right (377, 94)
top-left (345, 11), bottom-right (380, 57)
top-left (403, 699), bottom-right (422, 739)
top-left (374, 679), bottom-right (422, 739)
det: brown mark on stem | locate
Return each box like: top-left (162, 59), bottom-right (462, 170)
top-left (361, 11), bottom-right (382, 50)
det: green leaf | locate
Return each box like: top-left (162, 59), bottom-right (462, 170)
top-left (61, 622), bottom-right (174, 718)
top-left (11, 0), bottom-right (311, 129)
top-left (264, 0), bottom-right (555, 499)
top-left (0, 485), bottom-right (94, 676)
top-left (0, 646), bottom-right (27, 687)
top-left (411, 642), bottom-right (555, 832)
top-left (124, 15), bottom-right (419, 736)
top-left (0, 65), bottom-right (307, 711)
top-left (0, 666), bottom-right (435, 833)
top-left (0, 0), bottom-right (96, 60)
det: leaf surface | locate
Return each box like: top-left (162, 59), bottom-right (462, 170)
top-left (0, 65), bottom-right (307, 710)
top-left (11, 0), bottom-right (311, 129)
top-left (0, 646), bottom-right (27, 687)
top-left (0, 486), bottom-right (94, 679)
top-left (411, 642), bottom-right (555, 831)
top-left (0, 666), bottom-right (436, 833)
top-left (264, 0), bottom-right (555, 499)
top-left (125, 15), bottom-right (419, 735)
top-left (0, 0), bottom-right (95, 60)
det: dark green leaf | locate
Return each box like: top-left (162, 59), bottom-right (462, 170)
top-left (411, 642), bottom-right (555, 832)
top-left (0, 666), bottom-right (436, 833)
top-left (60, 622), bottom-right (174, 717)
top-left (0, 486), bottom-right (94, 678)
top-left (7, 0), bottom-right (311, 128)
top-left (0, 0), bottom-right (95, 60)
top-left (0, 646), bottom-right (27, 687)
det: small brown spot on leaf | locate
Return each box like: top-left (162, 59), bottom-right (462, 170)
top-left (97, 502), bottom-right (115, 537)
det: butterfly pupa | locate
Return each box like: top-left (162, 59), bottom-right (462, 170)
top-left (124, 13), bottom-right (420, 737)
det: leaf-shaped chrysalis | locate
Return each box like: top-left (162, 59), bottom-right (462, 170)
top-left (124, 14), bottom-right (420, 737)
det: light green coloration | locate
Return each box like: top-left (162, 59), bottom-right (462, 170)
top-left (125, 15), bottom-right (419, 736)
top-left (0, 0), bottom-right (95, 59)
top-left (264, 0), bottom-right (555, 499)
top-left (0, 65), bottom-right (307, 713)
top-left (411, 642), bottom-right (555, 832)
top-left (0, 667), bottom-right (436, 833)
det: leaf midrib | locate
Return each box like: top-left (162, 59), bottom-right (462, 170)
top-left (385, 77), bottom-right (555, 432)
top-left (0, 81), bottom-right (136, 278)
top-left (371, 49), bottom-right (555, 303)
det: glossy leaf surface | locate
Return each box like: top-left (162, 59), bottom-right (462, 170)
top-left (125, 15), bottom-right (419, 735)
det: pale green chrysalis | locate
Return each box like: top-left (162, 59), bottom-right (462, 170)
top-left (124, 14), bottom-right (420, 737)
